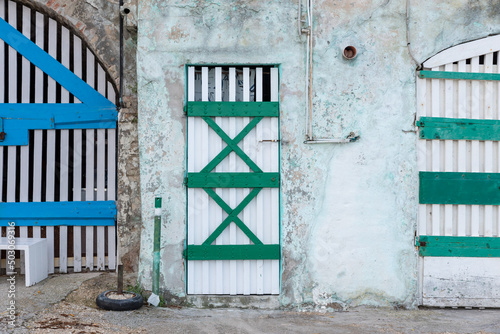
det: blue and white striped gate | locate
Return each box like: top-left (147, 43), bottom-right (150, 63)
top-left (0, 0), bottom-right (117, 274)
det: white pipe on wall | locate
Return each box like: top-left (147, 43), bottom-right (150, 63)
top-left (300, 0), bottom-right (359, 144)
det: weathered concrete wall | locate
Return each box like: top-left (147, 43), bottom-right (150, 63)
top-left (27, 0), bottom-right (142, 272)
top-left (136, 0), bottom-right (500, 309)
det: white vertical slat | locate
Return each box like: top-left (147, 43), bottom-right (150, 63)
top-left (21, 6), bottom-right (31, 102)
top-left (58, 25), bottom-right (71, 273)
top-left (6, 147), bottom-right (16, 202)
top-left (86, 49), bottom-right (96, 95)
top-left (443, 63), bottom-right (454, 236)
top-left (457, 60), bottom-right (467, 236)
top-left (201, 67), bottom-right (210, 294)
top-left (416, 73), bottom-right (427, 304)
top-left (214, 67), bottom-right (224, 294)
top-left (270, 67), bottom-right (280, 294)
top-left (47, 18), bottom-right (57, 104)
top-left (187, 66), bottom-right (196, 294)
top-left (46, 130), bottom-right (56, 274)
top-left (32, 129), bottom-right (43, 241)
top-left (32, 13), bottom-right (44, 241)
top-left (59, 130), bottom-right (69, 273)
top-left (73, 36), bottom-right (83, 104)
top-left (73, 130), bottom-right (83, 272)
top-left (96, 129), bottom-right (106, 270)
top-left (34, 12), bottom-right (44, 103)
top-left (417, 76), bottom-right (427, 235)
top-left (6, 3), bottom-right (16, 253)
top-left (73, 37), bottom-right (83, 272)
top-left (19, 145), bottom-right (28, 274)
top-left (45, 18), bottom-right (58, 273)
top-left (255, 67), bottom-right (264, 294)
top-left (496, 59), bottom-right (500, 237)
top-left (85, 129), bottom-right (95, 270)
top-left (228, 67), bottom-right (237, 295)
top-left (107, 82), bottom-right (116, 104)
top-left (85, 49), bottom-right (96, 271)
top-left (470, 57), bottom-right (480, 237)
top-left (107, 129), bottom-right (116, 270)
top-left (221, 69), bottom-right (231, 295)
top-left (484, 53), bottom-right (494, 237)
top-left (430, 67), bottom-right (441, 236)
top-left (7, 0), bottom-right (16, 104)
top-left (242, 67), bottom-right (251, 295)
top-left (97, 65), bottom-right (106, 96)
top-left (233, 69), bottom-right (244, 294)
top-left (61, 26), bottom-right (70, 101)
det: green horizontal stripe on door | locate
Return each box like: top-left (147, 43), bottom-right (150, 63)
top-left (418, 70), bottom-right (500, 81)
top-left (186, 244), bottom-right (280, 260)
top-left (186, 102), bottom-right (279, 117)
top-left (419, 172), bottom-right (500, 205)
top-left (417, 117), bottom-right (500, 141)
top-left (418, 236), bottom-right (500, 257)
top-left (187, 172), bottom-right (280, 188)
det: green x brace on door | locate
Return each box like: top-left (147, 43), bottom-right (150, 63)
top-left (185, 66), bottom-right (280, 295)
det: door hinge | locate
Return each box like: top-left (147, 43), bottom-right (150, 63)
top-left (183, 177), bottom-right (188, 186)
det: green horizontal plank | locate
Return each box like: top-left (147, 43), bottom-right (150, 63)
top-left (418, 117), bottom-right (500, 141)
top-left (186, 244), bottom-right (280, 260)
top-left (418, 236), bottom-right (500, 257)
top-left (419, 70), bottom-right (500, 81)
top-left (187, 102), bottom-right (279, 117)
top-left (187, 172), bottom-right (279, 188)
top-left (419, 172), bottom-right (500, 205)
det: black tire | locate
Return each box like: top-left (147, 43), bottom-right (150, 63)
top-left (96, 290), bottom-right (144, 311)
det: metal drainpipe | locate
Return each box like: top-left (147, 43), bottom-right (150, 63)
top-left (153, 197), bottom-right (162, 295)
top-left (119, 0), bottom-right (126, 108)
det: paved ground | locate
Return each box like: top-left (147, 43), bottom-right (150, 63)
top-left (1, 272), bottom-right (500, 333)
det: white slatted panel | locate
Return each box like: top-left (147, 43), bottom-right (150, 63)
top-left (0, 0), bottom-right (118, 274)
top-left (187, 66), bottom-right (280, 295)
top-left (418, 60), bottom-right (500, 237)
top-left (418, 48), bottom-right (500, 307)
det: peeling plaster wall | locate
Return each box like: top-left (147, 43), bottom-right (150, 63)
top-left (27, 0), bottom-right (142, 272)
top-left (136, 0), bottom-right (500, 309)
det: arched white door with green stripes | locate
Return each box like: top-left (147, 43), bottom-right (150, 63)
top-left (417, 35), bottom-right (500, 307)
top-left (185, 65), bottom-right (280, 295)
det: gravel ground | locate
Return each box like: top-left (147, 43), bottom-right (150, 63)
top-left (1, 272), bottom-right (500, 334)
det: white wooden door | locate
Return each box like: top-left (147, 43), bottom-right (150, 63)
top-left (186, 66), bottom-right (280, 295)
top-left (417, 35), bottom-right (500, 307)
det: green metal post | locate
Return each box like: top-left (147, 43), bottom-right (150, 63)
top-left (153, 197), bottom-right (162, 295)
